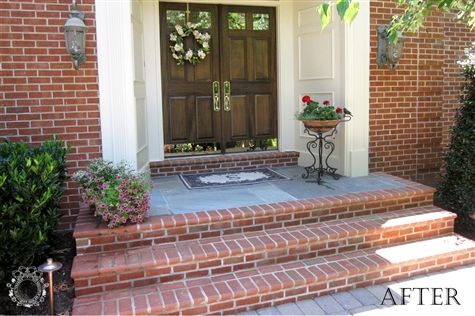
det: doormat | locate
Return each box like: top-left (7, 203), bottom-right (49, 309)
top-left (179, 168), bottom-right (291, 189)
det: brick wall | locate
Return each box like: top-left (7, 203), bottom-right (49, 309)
top-left (0, 0), bottom-right (101, 230)
top-left (369, 1), bottom-right (475, 181)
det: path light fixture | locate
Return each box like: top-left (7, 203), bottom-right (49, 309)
top-left (377, 25), bottom-right (405, 70)
top-left (64, 0), bottom-right (88, 70)
top-left (38, 258), bottom-right (63, 315)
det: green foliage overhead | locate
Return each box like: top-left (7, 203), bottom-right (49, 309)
top-left (319, 0), bottom-right (475, 42)
top-left (0, 139), bottom-right (68, 282)
top-left (438, 43), bottom-right (475, 230)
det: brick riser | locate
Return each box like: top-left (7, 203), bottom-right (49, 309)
top-left (74, 183), bottom-right (435, 255)
top-left (72, 235), bottom-right (475, 315)
top-left (149, 151), bottom-right (299, 177)
top-left (72, 207), bottom-right (454, 297)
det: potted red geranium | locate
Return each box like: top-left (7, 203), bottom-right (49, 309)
top-left (296, 96), bottom-right (352, 133)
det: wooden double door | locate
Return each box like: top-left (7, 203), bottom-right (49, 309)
top-left (160, 3), bottom-right (277, 153)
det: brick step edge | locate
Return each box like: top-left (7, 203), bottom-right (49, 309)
top-left (73, 176), bottom-right (435, 255)
top-left (71, 206), bottom-right (455, 296)
top-left (71, 234), bottom-right (475, 315)
top-left (149, 151), bottom-right (299, 177)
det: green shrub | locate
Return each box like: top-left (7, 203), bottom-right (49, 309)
top-left (0, 139), bottom-right (68, 282)
top-left (438, 43), bottom-right (475, 230)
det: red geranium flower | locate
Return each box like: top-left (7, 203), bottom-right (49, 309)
top-left (302, 95), bottom-right (311, 104)
top-left (336, 107), bottom-right (343, 114)
top-left (323, 100), bottom-right (330, 105)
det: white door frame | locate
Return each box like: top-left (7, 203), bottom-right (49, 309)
top-left (142, 0), bottom-right (296, 162)
top-left (96, 0), bottom-right (370, 177)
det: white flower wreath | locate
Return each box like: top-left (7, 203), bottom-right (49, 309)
top-left (169, 22), bottom-right (211, 66)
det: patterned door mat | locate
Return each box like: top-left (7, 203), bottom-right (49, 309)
top-left (179, 168), bottom-right (291, 189)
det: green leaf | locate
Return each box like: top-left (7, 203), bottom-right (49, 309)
top-left (317, 3), bottom-right (332, 29)
top-left (344, 1), bottom-right (360, 23)
top-left (336, 0), bottom-right (349, 19)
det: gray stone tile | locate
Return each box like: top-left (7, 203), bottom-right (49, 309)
top-left (250, 183), bottom-right (297, 203)
top-left (150, 166), bottom-right (406, 215)
top-left (165, 189), bottom-right (265, 214)
top-left (149, 205), bottom-right (171, 216)
top-left (276, 303), bottom-right (304, 315)
top-left (257, 306), bottom-right (281, 315)
top-left (295, 300), bottom-right (326, 315)
top-left (314, 295), bottom-right (345, 314)
top-left (348, 288), bottom-right (380, 306)
top-left (332, 292), bottom-right (363, 310)
top-left (365, 285), bottom-right (391, 305)
top-left (238, 311), bottom-right (259, 316)
top-left (348, 305), bottom-right (380, 315)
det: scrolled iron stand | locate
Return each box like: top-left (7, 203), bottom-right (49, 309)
top-left (302, 115), bottom-right (352, 184)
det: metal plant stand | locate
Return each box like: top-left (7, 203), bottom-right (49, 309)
top-left (302, 117), bottom-right (351, 184)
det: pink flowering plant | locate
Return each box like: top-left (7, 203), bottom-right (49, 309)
top-left (73, 160), bottom-right (151, 228)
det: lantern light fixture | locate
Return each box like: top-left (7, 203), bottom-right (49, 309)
top-left (64, 0), bottom-right (88, 70)
top-left (377, 25), bottom-right (405, 70)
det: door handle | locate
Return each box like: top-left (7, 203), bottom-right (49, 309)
top-left (223, 81), bottom-right (231, 111)
top-left (212, 81), bottom-right (220, 111)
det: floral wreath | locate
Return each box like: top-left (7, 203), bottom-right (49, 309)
top-left (169, 22), bottom-right (211, 66)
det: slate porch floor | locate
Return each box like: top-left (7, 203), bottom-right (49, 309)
top-left (150, 166), bottom-right (406, 216)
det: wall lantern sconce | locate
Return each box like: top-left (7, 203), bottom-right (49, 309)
top-left (377, 25), bottom-right (404, 70)
top-left (64, 0), bottom-right (88, 70)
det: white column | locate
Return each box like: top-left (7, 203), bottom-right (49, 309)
top-left (277, 0), bottom-right (295, 152)
top-left (343, 1), bottom-right (370, 177)
top-left (143, 1), bottom-right (164, 162)
top-left (96, 0), bottom-right (138, 167)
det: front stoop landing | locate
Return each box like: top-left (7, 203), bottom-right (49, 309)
top-left (71, 174), bottom-right (475, 315)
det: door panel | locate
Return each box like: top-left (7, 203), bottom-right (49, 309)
top-left (230, 95), bottom-right (249, 139)
top-left (160, 3), bottom-right (220, 145)
top-left (253, 38), bottom-right (270, 80)
top-left (195, 96), bottom-right (216, 140)
top-left (221, 5), bottom-right (277, 143)
top-left (254, 94), bottom-right (272, 136)
top-left (169, 97), bottom-right (189, 142)
top-left (160, 3), bottom-right (277, 152)
top-left (229, 39), bottom-right (247, 80)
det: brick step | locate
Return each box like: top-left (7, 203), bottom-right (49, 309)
top-left (150, 151), bottom-right (299, 177)
top-left (73, 178), bottom-right (435, 255)
top-left (72, 234), bottom-right (475, 315)
top-left (71, 206), bottom-right (454, 297)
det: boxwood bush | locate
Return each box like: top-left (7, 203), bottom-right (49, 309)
top-left (0, 139), bottom-right (68, 282)
top-left (438, 43), bottom-right (475, 230)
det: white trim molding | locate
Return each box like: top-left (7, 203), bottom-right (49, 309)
top-left (343, 0), bottom-right (370, 177)
top-left (96, 0), bottom-right (137, 166)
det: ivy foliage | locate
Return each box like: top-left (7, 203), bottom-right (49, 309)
top-left (438, 44), bottom-right (475, 230)
top-left (0, 139), bottom-right (68, 282)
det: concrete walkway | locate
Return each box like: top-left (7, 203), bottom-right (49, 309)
top-left (239, 265), bottom-right (475, 315)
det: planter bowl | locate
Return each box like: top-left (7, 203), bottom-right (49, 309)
top-left (302, 119), bottom-right (340, 133)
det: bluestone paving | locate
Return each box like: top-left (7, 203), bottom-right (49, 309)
top-left (332, 292), bottom-right (363, 310)
top-left (348, 289), bottom-right (381, 306)
top-left (295, 299), bottom-right (326, 315)
top-left (257, 306), bottom-right (281, 315)
top-left (276, 303), bottom-right (304, 315)
top-left (314, 295), bottom-right (345, 314)
top-left (150, 166), bottom-right (406, 215)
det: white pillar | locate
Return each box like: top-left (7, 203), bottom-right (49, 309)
top-left (343, 1), bottom-right (370, 177)
top-left (96, 0), bottom-right (138, 167)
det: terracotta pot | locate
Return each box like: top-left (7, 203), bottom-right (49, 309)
top-left (302, 120), bottom-right (340, 133)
